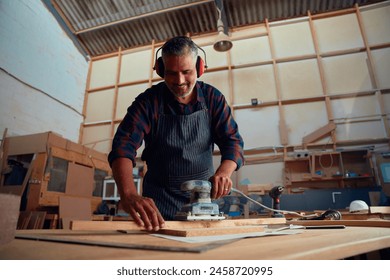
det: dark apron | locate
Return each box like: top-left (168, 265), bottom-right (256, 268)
top-left (141, 100), bottom-right (214, 220)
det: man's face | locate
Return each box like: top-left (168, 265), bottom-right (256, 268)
top-left (163, 52), bottom-right (197, 101)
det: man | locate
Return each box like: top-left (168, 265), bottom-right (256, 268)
top-left (108, 36), bottom-right (244, 231)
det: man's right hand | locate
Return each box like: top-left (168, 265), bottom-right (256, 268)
top-left (120, 193), bottom-right (165, 231)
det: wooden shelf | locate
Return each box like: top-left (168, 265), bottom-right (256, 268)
top-left (284, 149), bottom-right (376, 190)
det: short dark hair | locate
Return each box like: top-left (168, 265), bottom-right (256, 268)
top-left (161, 36), bottom-right (198, 60)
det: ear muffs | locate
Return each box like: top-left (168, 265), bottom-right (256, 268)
top-left (195, 56), bottom-right (205, 78)
top-left (154, 56), bottom-right (205, 78)
top-left (153, 44), bottom-right (207, 78)
top-left (154, 56), bottom-right (165, 78)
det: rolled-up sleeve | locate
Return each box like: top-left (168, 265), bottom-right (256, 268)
top-left (108, 94), bottom-right (152, 167)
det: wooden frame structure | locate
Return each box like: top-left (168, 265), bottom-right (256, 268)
top-left (0, 132), bottom-right (111, 216)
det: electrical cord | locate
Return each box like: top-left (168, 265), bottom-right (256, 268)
top-left (230, 188), bottom-right (319, 218)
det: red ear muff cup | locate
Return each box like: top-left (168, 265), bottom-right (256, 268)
top-left (154, 57), bottom-right (165, 78)
top-left (196, 56), bottom-right (205, 77)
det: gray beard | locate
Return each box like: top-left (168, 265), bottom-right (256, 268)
top-left (172, 90), bottom-right (192, 99)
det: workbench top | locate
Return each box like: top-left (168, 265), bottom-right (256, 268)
top-left (1, 225), bottom-right (389, 260)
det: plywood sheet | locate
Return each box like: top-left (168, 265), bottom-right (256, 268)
top-left (59, 196), bottom-right (92, 229)
top-left (5, 132), bottom-right (49, 155)
top-left (65, 162), bottom-right (93, 197)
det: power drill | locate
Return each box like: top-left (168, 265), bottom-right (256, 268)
top-left (269, 186), bottom-right (284, 218)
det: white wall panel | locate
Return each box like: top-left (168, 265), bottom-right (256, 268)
top-left (284, 102), bottom-right (329, 145)
top-left (383, 94), bottom-right (390, 114)
top-left (232, 65), bottom-right (277, 105)
top-left (82, 124), bottom-right (112, 154)
top-left (278, 59), bottom-right (323, 99)
top-left (371, 48), bottom-right (390, 89)
top-left (201, 71), bottom-right (231, 104)
top-left (235, 107), bottom-right (281, 149)
top-left (270, 21), bottom-right (315, 58)
top-left (237, 162), bottom-right (284, 186)
top-left (336, 120), bottom-right (385, 141)
top-left (116, 84), bottom-right (149, 119)
top-left (230, 36), bottom-right (272, 65)
top-left (85, 89), bottom-right (115, 123)
top-left (331, 95), bottom-right (381, 119)
top-left (202, 45), bottom-right (228, 68)
top-left (361, 4), bottom-right (390, 46)
top-left (314, 14), bottom-right (365, 53)
top-left (120, 50), bottom-right (153, 83)
top-left (322, 53), bottom-right (373, 94)
top-left (89, 57), bottom-right (118, 89)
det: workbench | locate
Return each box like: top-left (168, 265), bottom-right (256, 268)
top-left (1, 223), bottom-right (389, 260)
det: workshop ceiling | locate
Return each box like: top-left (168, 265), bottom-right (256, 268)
top-left (47, 0), bottom-right (387, 57)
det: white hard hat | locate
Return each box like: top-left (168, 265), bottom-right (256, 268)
top-left (349, 200), bottom-right (369, 213)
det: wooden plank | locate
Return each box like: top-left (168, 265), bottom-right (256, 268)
top-left (158, 226), bottom-right (266, 237)
top-left (288, 219), bottom-right (390, 228)
top-left (302, 123), bottom-right (336, 145)
top-left (70, 218), bottom-right (286, 231)
top-left (17, 211), bottom-right (32, 230)
top-left (27, 211), bottom-right (47, 229)
top-left (370, 206), bottom-right (390, 214)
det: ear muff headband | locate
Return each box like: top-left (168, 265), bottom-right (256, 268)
top-left (153, 45), bottom-right (208, 78)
